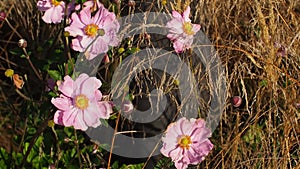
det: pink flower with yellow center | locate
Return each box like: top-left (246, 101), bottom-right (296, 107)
top-left (166, 6), bottom-right (201, 53)
top-left (65, 1), bottom-right (119, 60)
top-left (37, 0), bottom-right (67, 24)
top-left (161, 117), bottom-right (214, 169)
top-left (51, 73), bottom-right (112, 131)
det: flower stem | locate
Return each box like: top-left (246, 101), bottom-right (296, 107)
top-left (22, 48), bottom-right (43, 80)
top-left (107, 112), bottom-right (121, 169)
top-left (15, 89), bottom-right (31, 101)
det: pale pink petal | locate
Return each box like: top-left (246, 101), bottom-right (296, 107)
top-left (80, 77), bottom-right (102, 99)
top-left (70, 37), bottom-right (85, 52)
top-left (73, 111), bottom-right (88, 131)
top-left (83, 102), bottom-right (102, 126)
top-left (79, 8), bottom-right (92, 25)
top-left (172, 10), bottom-right (182, 19)
top-left (182, 6), bottom-right (191, 22)
top-left (65, 13), bottom-right (86, 36)
top-left (51, 96), bottom-right (72, 111)
top-left (62, 108), bottom-right (78, 127)
top-left (173, 40), bottom-right (184, 53)
top-left (94, 90), bottom-right (103, 101)
top-left (192, 24), bottom-right (201, 33)
top-left (58, 75), bottom-right (74, 97)
top-left (98, 101), bottom-right (112, 119)
top-left (37, 0), bottom-right (51, 11)
top-left (53, 110), bottom-right (64, 125)
top-left (51, 6), bottom-right (65, 24)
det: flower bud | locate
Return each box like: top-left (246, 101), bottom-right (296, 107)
top-left (48, 120), bottom-right (55, 128)
top-left (4, 69), bottom-right (14, 78)
top-left (112, 0), bottom-right (120, 4)
top-left (118, 47), bottom-right (125, 54)
top-left (48, 164), bottom-right (56, 169)
top-left (122, 100), bottom-right (134, 114)
top-left (18, 39), bottom-right (27, 48)
top-left (144, 33), bottom-right (151, 40)
top-left (173, 79), bottom-right (180, 86)
top-left (161, 0), bottom-right (167, 5)
top-left (0, 11), bottom-right (6, 21)
top-left (128, 0), bottom-right (136, 7)
top-left (63, 31), bottom-right (70, 37)
top-left (295, 103), bottom-right (300, 109)
top-left (232, 96), bottom-right (242, 108)
top-left (102, 54), bottom-right (110, 63)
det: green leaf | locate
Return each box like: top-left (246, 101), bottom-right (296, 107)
top-left (100, 118), bottom-right (109, 127)
top-left (259, 80), bottom-right (267, 87)
top-left (9, 47), bottom-right (23, 56)
top-left (48, 70), bottom-right (62, 81)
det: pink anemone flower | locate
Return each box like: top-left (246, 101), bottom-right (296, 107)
top-left (65, 1), bottom-right (119, 60)
top-left (161, 117), bottom-right (214, 169)
top-left (166, 6), bottom-right (201, 53)
top-left (51, 73), bottom-right (112, 131)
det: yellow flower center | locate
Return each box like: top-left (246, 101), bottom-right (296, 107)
top-left (52, 0), bottom-right (61, 6)
top-left (84, 24), bottom-right (99, 37)
top-left (75, 94), bottom-right (89, 110)
top-left (178, 135), bottom-right (192, 149)
top-left (182, 22), bottom-right (194, 35)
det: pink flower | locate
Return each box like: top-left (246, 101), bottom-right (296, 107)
top-left (65, 1), bottom-right (119, 60)
top-left (166, 6), bottom-right (201, 53)
top-left (161, 117), bottom-right (213, 169)
top-left (51, 73), bottom-right (112, 131)
top-left (37, 0), bottom-right (75, 24)
top-left (37, 0), bottom-right (65, 24)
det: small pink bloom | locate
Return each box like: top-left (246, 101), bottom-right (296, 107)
top-left (37, 0), bottom-right (75, 24)
top-left (166, 6), bottom-right (201, 53)
top-left (51, 73), bottom-right (112, 131)
top-left (161, 117), bottom-right (213, 169)
top-left (37, 0), bottom-right (65, 24)
top-left (65, 1), bottom-right (119, 60)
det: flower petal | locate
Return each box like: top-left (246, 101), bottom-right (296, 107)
top-left (58, 75), bottom-right (74, 97)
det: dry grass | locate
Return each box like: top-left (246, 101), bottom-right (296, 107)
top-left (0, 0), bottom-right (300, 168)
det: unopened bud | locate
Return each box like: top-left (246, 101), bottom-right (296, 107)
top-left (118, 47), bottom-right (125, 54)
top-left (18, 39), bottom-right (27, 48)
top-left (295, 103), bottom-right (300, 109)
top-left (122, 100), bottom-right (134, 114)
top-left (232, 96), bottom-right (242, 108)
top-left (63, 31), bottom-right (70, 37)
top-left (128, 0), bottom-right (136, 7)
top-left (4, 69), bottom-right (14, 78)
top-left (48, 120), bottom-right (55, 128)
top-left (102, 54), bottom-right (110, 63)
top-left (161, 0), bottom-right (167, 5)
top-left (0, 11), bottom-right (6, 21)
